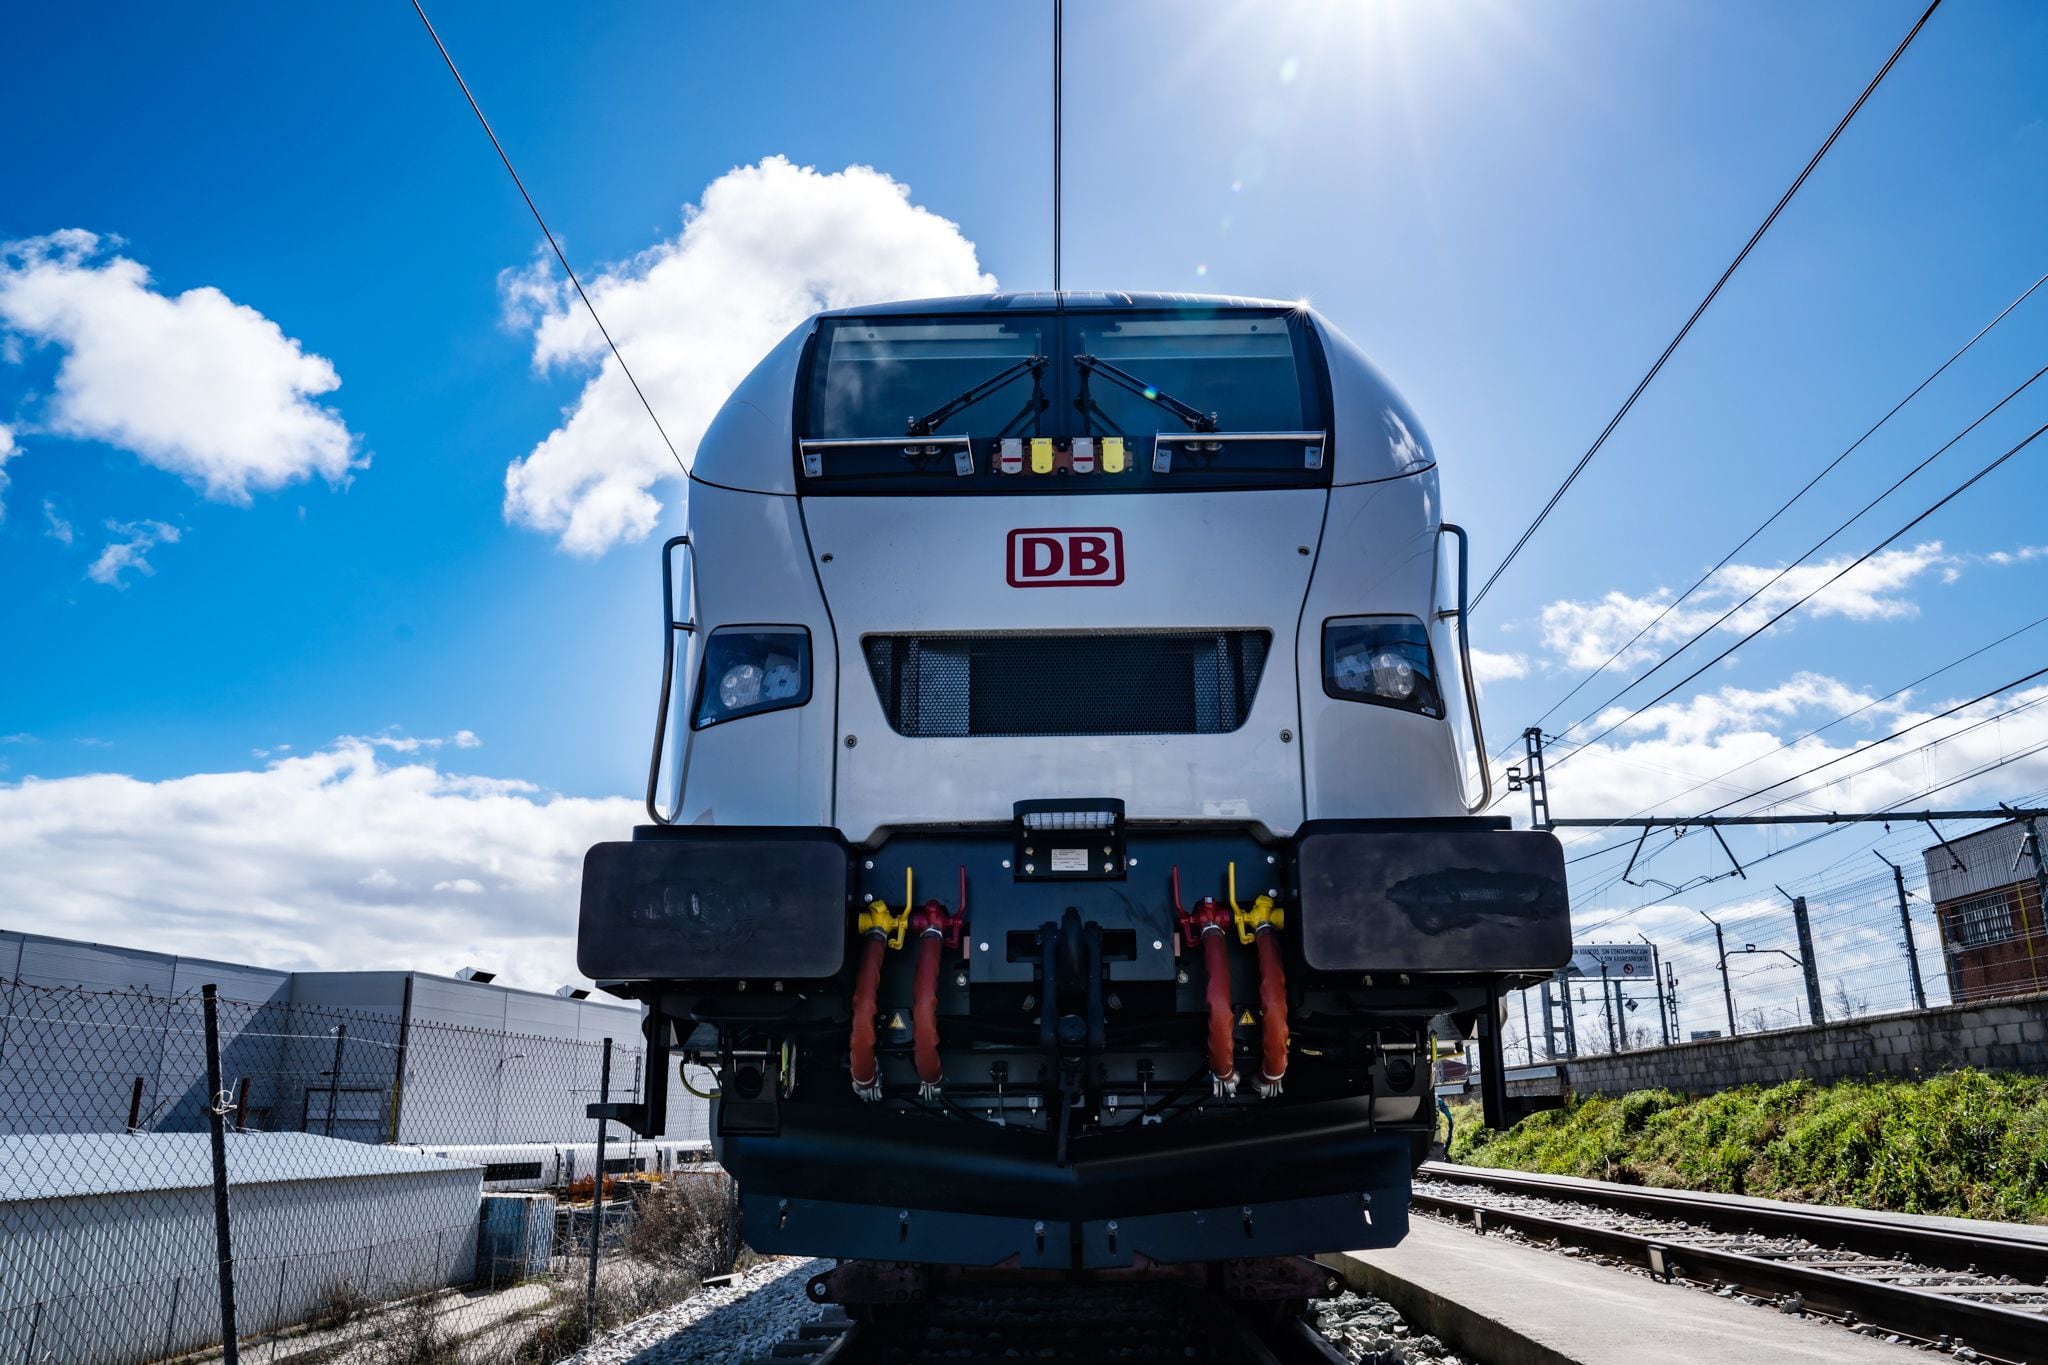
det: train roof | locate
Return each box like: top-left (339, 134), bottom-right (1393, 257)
top-left (819, 291), bottom-right (1303, 318)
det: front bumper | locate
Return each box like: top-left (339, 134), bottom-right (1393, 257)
top-left (578, 817), bottom-right (1568, 985)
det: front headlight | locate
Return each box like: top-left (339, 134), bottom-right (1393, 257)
top-left (694, 628), bottom-right (812, 728)
top-left (1322, 616), bottom-right (1441, 717)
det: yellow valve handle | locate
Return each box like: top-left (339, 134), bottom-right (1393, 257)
top-left (1226, 861), bottom-right (1286, 944)
top-left (856, 869), bottom-right (914, 949)
top-left (857, 901), bottom-right (909, 950)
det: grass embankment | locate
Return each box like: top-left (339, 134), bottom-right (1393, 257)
top-left (1445, 1070), bottom-right (2048, 1223)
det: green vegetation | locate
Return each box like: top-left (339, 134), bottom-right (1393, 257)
top-left (1444, 1070), bottom-right (2048, 1224)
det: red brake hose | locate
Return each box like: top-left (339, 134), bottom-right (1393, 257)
top-left (849, 935), bottom-right (886, 1095)
top-left (1202, 929), bottom-right (1237, 1086)
top-left (912, 931), bottom-right (944, 1088)
top-left (1255, 929), bottom-right (1289, 1087)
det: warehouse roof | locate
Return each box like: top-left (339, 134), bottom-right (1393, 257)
top-left (0, 1132), bottom-right (481, 1201)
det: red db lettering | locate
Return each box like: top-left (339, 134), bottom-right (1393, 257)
top-left (1007, 528), bottom-right (1124, 588)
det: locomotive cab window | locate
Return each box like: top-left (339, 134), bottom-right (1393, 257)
top-left (796, 305), bottom-right (1330, 493)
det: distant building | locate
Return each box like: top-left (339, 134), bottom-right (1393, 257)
top-left (1921, 821), bottom-right (2048, 1004)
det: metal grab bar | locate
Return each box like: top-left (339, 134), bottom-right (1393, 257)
top-left (1436, 523), bottom-right (1494, 815)
top-left (644, 534), bottom-right (697, 825)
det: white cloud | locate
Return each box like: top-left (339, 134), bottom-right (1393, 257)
top-left (433, 878), bottom-right (485, 895)
top-left (1468, 648), bottom-right (1529, 684)
top-left (0, 423), bottom-right (15, 520)
top-left (0, 231), bottom-right (361, 503)
top-left (41, 499), bottom-right (72, 544)
top-left (502, 156), bottom-right (997, 554)
top-left (0, 738), bottom-right (636, 990)
top-left (87, 518), bottom-right (180, 587)
top-left (354, 729), bottom-right (481, 755)
top-left (1539, 543), bottom-right (1951, 671)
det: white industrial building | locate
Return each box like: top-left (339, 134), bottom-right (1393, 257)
top-left (0, 1132), bottom-right (481, 1365)
top-left (0, 929), bottom-right (709, 1143)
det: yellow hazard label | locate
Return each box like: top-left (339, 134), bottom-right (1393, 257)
top-left (1238, 1010), bottom-right (1256, 1026)
top-left (886, 1011), bottom-right (908, 1031)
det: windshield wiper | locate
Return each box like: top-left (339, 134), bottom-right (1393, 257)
top-left (1073, 354), bottom-right (1219, 433)
top-left (905, 355), bottom-right (1049, 437)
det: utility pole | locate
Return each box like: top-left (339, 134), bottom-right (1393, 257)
top-left (1639, 934), bottom-right (1672, 1046)
top-left (1519, 989), bottom-right (1535, 1065)
top-left (1701, 910), bottom-right (1738, 1036)
top-left (1777, 887), bottom-right (1826, 1026)
top-left (1877, 854), bottom-right (1928, 1012)
top-left (1664, 959), bottom-right (1681, 1040)
top-left (1600, 961), bottom-right (1618, 1052)
top-left (1519, 727), bottom-right (1552, 831)
top-left (2014, 816), bottom-right (2048, 994)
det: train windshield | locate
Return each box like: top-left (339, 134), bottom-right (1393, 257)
top-left (798, 307), bottom-right (1329, 493)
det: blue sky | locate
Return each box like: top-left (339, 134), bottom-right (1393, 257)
top-left (4, 1), bottom-right (2046, 1028)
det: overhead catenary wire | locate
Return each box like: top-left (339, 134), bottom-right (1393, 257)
top-left (1052, 0), bottom-right (1063, 291)
top-left (1469, 0), bottom-right (1944, 611)
top-left (1553, 608), bottom-right (2048, 862)
top-left (1569, 751), bottom-right (2048, 934)
top-left (1503, 268), bottom-right (2048, 758)
top-left (1553, 416), bottom-right (2048, 764)
top-left (1547, 363), bottom-right (2048, 758)
top-left (407, 0), bottom-right (686, 476)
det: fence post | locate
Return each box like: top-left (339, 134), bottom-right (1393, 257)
top-left (202, 983), bottom-right (241, 1364)
top-left (129, 1075), bottom-right (145, 1132)
top-left (325, 1024), bottom-right (346, 1137)
top-left (269, 1257), bottom-right (288, 1360)
top-left (588, 1037), bottom-right (612, 1343)
top-left (388, 975), bottom-right (413, 1143)
top-left (162, 1276), bottom-right (183, 1361)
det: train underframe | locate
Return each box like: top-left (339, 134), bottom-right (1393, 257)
top-left (581, 803), bottom-right (1567, 1271)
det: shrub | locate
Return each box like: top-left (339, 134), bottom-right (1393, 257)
top-left (1446, 1070), bottom-right (2048, 1222)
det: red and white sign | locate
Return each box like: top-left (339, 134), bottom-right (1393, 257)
top-left (1006, 527), bottom-right (1124, 588)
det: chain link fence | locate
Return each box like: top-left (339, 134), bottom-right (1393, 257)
top-left (0, 976), bottom-right (734, 1364)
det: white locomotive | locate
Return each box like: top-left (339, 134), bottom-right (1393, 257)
top-left (579, 292), bottom-right (1568, 1272)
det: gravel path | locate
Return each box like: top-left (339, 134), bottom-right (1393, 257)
top-left (566, 1257), bottom-right (830, 1365)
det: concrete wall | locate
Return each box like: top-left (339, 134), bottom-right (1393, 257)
top-left (1562, 989), bottom-right (2048, 1098)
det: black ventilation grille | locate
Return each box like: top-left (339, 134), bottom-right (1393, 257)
top-left (863, 630), bottom-right (1272, 737)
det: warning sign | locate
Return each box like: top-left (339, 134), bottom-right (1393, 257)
top-left (1567, 944), bottom-right (1655, 978)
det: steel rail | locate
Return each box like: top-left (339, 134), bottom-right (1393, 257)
top-left (1412, 1186), bottom-right (2047, 1364)
top-left (1421, 1163), bottom-right (2048, 1281)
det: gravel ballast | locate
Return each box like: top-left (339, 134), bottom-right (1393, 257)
top-left (566, 1257), bottom-right (830, 1365)
top-left (570, 1259), bottom-right (1471, 1365)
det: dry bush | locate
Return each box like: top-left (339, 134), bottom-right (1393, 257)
top-left (310, 1276), bottom-right (371, 1332)
top-left (625, 1177), bottom-right (731, 1281)
top-left (363, 1296), bottom-right (459, 1365)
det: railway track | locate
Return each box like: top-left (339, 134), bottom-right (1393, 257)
top-left (1414, 1163), bottom-right (2048, 1364)
top-left (748, 1283), bottom-right (1373, 1365)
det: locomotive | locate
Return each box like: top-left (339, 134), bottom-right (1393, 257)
top-left (578, 292), bottom-right (1569, 1275)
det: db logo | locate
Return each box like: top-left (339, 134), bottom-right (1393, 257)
top-left (1006, 527), bottom-right (1124, 587)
